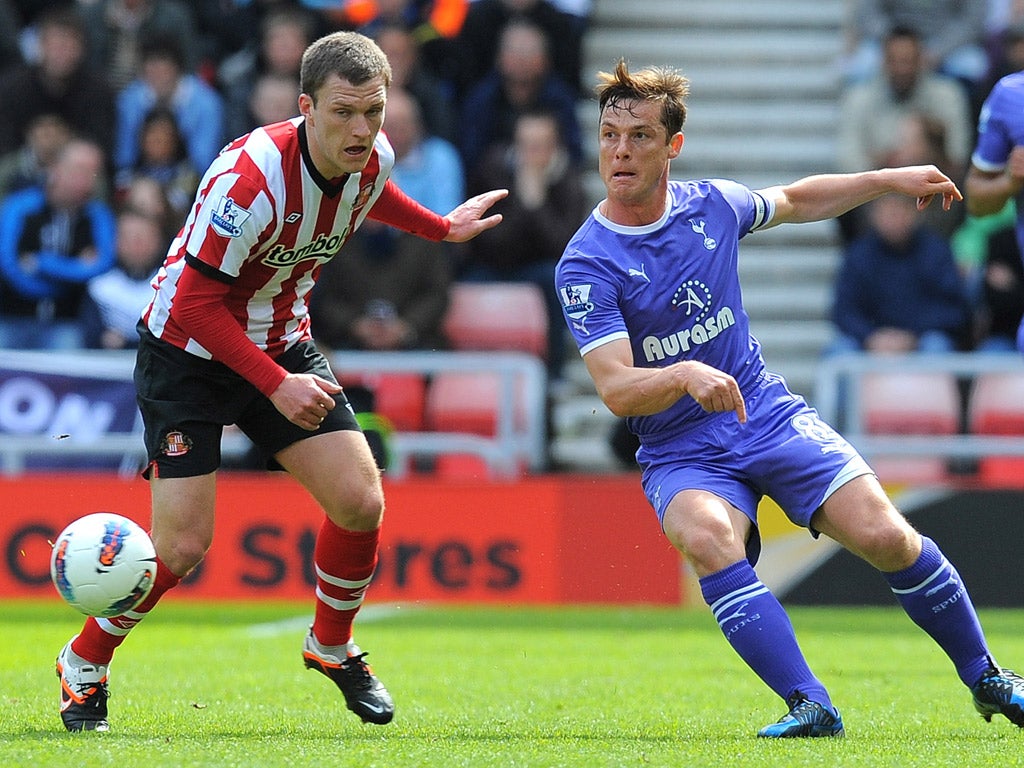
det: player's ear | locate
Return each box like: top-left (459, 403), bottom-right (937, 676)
top-left (668, 131), bottom-right (684, 158)
top-left (298, 92), bottom-right (314, 119)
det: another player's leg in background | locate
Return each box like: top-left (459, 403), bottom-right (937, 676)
top-left (57, 473), bottom-right (211, 731)
top-left (664, 492), bottom-right (844, 738)
top-left (814, 475), bottom-right (1024, 727)
top-left (277, 430), bottom-right (395, 724)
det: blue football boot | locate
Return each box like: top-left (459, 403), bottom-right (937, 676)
top-left (757, 691), bottom-right (845, 738)
top-left (972, 658), bottom-right (1024, 727)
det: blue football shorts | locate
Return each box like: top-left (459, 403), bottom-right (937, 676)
top-left (637, 373), bottom-right (873, 564)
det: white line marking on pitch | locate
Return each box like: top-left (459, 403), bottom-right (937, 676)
top-left (245, 603), bottom-right (413, 638)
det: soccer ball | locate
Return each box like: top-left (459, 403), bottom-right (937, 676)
top-left (50, 513), bottom-right (157, 618)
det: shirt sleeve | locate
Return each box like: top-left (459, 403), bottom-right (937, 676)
top-left (711, 179), bottom-right (775, 235)
top-left (367, 179), bottom-right (451, 241)
top-left (555, 249), bottom-right (629, 357)
top-left (174, 259), bottom-right (289, 396)
top-left (971, 83), bottom-right (1013, 172)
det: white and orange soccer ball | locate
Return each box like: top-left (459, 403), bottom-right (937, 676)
top-left (50, 513), bottom-right (157, 618)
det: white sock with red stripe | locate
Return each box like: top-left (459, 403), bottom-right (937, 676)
top-left (311, 519), bottom-right (380, 648)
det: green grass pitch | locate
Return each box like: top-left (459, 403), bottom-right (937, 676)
top-left (2, 601), bottom-right (1022, 767)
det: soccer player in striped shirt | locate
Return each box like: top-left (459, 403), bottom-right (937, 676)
top-left (556, 59), bottom-right (1024, 738)
top-left (55, 31), bottom-right (507, 732)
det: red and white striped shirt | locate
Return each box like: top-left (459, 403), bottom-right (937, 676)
top-left (142, 117), bottom-right (448, 394)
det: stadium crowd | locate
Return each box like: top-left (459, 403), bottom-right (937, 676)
top-left (0, 0), bottom-right (589, 388)
top-left (0, 0), bottom-right (1022, 427)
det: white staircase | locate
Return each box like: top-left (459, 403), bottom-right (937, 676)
top-left (552, 0), bottom-right (847, 471)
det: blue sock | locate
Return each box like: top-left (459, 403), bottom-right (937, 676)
top-left (885, 537), bottom-right (991, 686)
top-left (700, 560), bottom-right (833, 712)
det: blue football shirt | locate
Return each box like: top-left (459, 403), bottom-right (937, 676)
top-left (555, 178), bottom-right (774, 444)
top-left (972, 71), bottom-right (1024, 251)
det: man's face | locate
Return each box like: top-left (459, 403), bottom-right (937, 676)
top-left (883, 37), bottom-right (922, 98)
top-left (49, 144), bottom-right (103, 208)
top-left (381, 94), bottom-right (419, 158)
top-left (300, 73), bottom-right (387, 179)
top-left (39, 25), bottom-right (84, 80)
top-left (598, 98), bottom-right (681, 208)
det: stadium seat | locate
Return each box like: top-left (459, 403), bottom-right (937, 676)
top-left (425, 371), bottom-right (511, 436)
top-left (339, 372), bottom-right (427, 432)
top-left (967, 372), bottom-right (1024, 434)
top-left (859, 371), bottom-right (961, 434)
top-left (857, 371), bottom-right (961, 483)
top-left (422, 371), bottom-right (528, 478)
top-left (967, 372), bottom-right (1024, 485)
top-left (442, 282), bottom-right (548, 358)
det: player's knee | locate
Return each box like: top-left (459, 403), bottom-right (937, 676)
top-left (325, 484), bottom-right (385, 530)
top-left (154, 532), bottom-right (210, 577)
top-left (665, 514), bottom-right (743, 574)
top-left (858, 517), bottom-right (920, 571)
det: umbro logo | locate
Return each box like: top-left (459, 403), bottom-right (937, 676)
top-left (285, 212), bottom-right (302, 223)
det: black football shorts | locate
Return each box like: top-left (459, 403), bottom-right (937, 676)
top-left (134, 328), bottom-right (360, 479)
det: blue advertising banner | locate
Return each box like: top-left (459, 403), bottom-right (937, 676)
top-left (0, 351), bottom-right (142, 473)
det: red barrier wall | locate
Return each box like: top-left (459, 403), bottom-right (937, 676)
top-left (1, 474), bottom-right (682, 605)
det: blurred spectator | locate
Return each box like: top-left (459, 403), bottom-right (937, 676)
top-left (336, 1), bottom-right (468, 94)
top-left (373, 21), bottom-right (457, 142)
top-left (842, 0), bottom-right (989, 90)
top-left (247, 73), bottom-right (301, 128)
top-left (545, 0), bottom-right (591, 37)
top-left (115, 106), bottom-right (201, 221)
top-left (326, 0), bottom-right (468, 40)
top-left (310, 220), bottom-right (452, 352)
top-left (980, 19), bottom-right (1024, 114)
top-left (0, 7), bottom-right (116, 160)
top-left (79, 207), bottom-right (165, 350)
top-left (456, 0), bottom-right (582, 97)
top-left (217, 6), bottom-right (315, 140)
top-left (827, 194), bottom-right (971, 356)
top-left (462, 108), bottom-right (585, 381)
top-left (114, 35), bottom-right (225, 179)
top-left (385, 87), bottom-right (464, 215)
top-left (0, 112), bottom-right (71, 199)
top-left (0, 139), bottom-right (116, 350)
top-left (457, 18), bottom-right (581, 170)
top-left (79, 0), bottom-right (201, 91)
top-left (191, 0), bottom-right (267, 73)
top-left (882, 111), bottom-right (964, 237)
top-left (117, 175), bottom-right (177, 238)
top-left (960, 205), bottom-right (1024, 352)
top-left (0, 0), bottom-right (22, 72)
top-left (837, 26), bottom-right (973, 241)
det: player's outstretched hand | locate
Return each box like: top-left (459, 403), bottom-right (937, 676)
top-left (443, 189), bottom-right (509, 242)
top-left (891, 164), bottom-right (963, 211)
top-left (269, 373), bottom-right (343, 431)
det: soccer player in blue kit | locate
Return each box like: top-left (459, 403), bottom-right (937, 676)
top-left (965, 67), bottom-right (1024, 348)
top-left (556, 60), bottom-right (1024, 738)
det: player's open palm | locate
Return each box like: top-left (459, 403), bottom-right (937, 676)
top-left (443, 189), bottom-right (509, 242)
